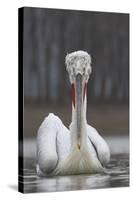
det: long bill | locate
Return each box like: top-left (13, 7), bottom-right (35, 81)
top-left (75, 74), bottom-right (82, 149)
top-left (71, 74), bottom-right (87, 150)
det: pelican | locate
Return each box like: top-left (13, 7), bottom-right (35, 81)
top-left (36, 50), bottom-right (110, 176)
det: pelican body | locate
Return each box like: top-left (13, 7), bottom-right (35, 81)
top-left (36, 51), bottom-right (110, 176)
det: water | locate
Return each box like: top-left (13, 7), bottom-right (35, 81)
top-left (22, 137), bottom-right (129, 193)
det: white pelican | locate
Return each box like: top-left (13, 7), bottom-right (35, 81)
top-left (36, 50), bottom-right (110, 176)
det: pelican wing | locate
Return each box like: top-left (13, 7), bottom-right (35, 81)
top-left (87, 124), bottom-right (110, 166)
top-left (37, 113), bottom-right (59, 174)
top-left (36, 113), bottom-right (70, 175)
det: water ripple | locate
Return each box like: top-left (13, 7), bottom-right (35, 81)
top-left (22, 154), bottom-right (129, 193)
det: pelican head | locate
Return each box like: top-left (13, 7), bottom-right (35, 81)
top-left (65, 51), bottom-right (92, 150)
top-left (65, 50), bottom-right (92, 84)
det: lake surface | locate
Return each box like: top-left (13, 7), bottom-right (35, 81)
top-left (22, 137), bottom-right (129, 193)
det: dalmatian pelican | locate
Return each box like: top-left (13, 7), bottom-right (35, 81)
top-left (36, 50), bottom-right (110, 176)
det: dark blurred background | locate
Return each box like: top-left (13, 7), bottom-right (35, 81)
top-left (23, 7), bottom-right (129, 138)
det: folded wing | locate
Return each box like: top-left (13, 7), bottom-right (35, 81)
top-left (87, 124), bottom-right (110, 166)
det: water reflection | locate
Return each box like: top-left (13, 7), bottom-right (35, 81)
top-left (23, 154), bottom-right (129, 193)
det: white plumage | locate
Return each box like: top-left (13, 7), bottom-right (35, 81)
top-left (36, 50), bottom-right (110, 176)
